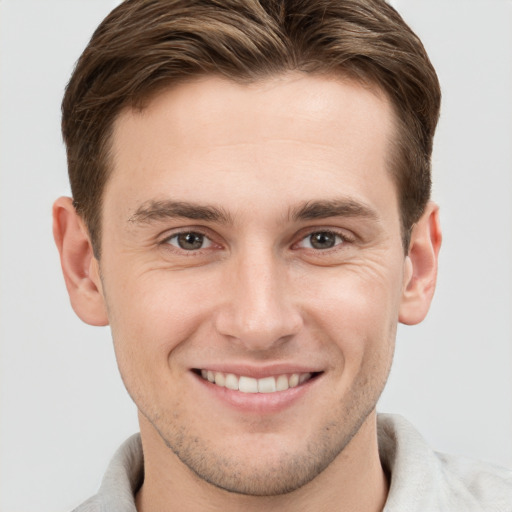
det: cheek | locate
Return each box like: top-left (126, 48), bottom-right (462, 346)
top-left (300, 260), bottom-right (403, 359)
top-left (106, 269), bottom-right (219, 363)
top-left (104, 251), bottom-right (405, 379)
top-left (103, 270), bottom-right (220, 413)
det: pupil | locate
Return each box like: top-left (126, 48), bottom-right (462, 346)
top-left (310, 232), bottom-right (335, 249)
top-left (178, 232), bottom-right (203, 250)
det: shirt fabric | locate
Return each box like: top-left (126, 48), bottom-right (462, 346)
top-left (72, 414), bottom-right (512, 511)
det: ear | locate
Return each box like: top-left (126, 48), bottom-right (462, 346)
top-left (52, 197), bottom-right (109, 326)
top-left (399, 202), bottom-right (442, 325)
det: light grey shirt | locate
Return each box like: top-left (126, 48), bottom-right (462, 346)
top-left (73, 414), bottom-right (512, 511)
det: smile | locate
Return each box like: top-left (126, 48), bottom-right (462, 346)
top-left (198, 370), bottom-right (316, 393)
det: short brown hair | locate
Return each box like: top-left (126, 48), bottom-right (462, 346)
top-left (62, 0), bottom-right (441, 256)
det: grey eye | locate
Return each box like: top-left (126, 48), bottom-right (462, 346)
top-left (167, 232), bottom-right (212, 251)
top-left (299, 231), bottom-right (343, 250)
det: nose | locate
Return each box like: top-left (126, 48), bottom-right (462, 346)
top-left (214, 248), bottom-right (303, 351)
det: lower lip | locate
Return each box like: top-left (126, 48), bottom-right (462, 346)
top-left (192, 372), bottom-right (320, 414)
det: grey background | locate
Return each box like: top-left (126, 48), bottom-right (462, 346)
top-left (1, 1), bottom-right (511, 510)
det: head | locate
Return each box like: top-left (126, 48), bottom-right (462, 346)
top-left (54, 0), bottom-right (442, 502)
top-left (62, 0), bottom-right (440, 258)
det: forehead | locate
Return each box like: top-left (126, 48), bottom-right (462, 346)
top-left (106, 73), bottom-right (398, 223)
top-left (115, 73), bottom-right (394, 152)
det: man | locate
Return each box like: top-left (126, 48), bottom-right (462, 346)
top-left (52, 0), bottom-right (511, 510)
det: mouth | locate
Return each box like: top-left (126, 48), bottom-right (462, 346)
top-left (194, 369), bottom-right (321, 394)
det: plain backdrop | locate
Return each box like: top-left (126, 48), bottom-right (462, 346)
top-left (1, 1), bottom-right (511, 511)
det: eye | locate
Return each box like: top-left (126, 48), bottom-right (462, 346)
top-left (166, 231), bottom-right (213, 251)
top-left (297, 230), bottom-right (345, 250)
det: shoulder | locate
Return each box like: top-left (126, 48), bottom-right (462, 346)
top-left (71, 434), bottom-right (142, 512)
top-left (71, 495), bottom-right (104, 512)
top-left (436, 450), bottom-right (512, 511)
top-left (378, 413), bottom-right (512, 512)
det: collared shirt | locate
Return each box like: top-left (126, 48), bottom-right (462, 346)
top-left (72, 414), bottom-right (512, 511)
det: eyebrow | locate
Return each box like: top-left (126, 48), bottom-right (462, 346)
top-left (128, 197), bottom-right (378, 226)
top-left (128, 200), bottom-right (233, 225)
top-left (289, 199), bottom-right (379, 222)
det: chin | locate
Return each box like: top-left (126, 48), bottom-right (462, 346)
top-left (151, 404), bottom-right (375, 497)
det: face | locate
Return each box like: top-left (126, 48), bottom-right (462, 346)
top-left (97, 74), bottom-right (408, 495)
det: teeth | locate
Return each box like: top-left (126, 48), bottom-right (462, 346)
top-left (239, 376), bottom-right (258, 393)
top-left (289, 374), bottom-right (299, 388)
top-left (258, 376), bottom-right (276, 393)
top-left (214, 372), bottom-right (225, 387)
top-left (200, 371), bottom-right (314, 393)
top-left (276, 374), bottom-right (289, 391)
top-left (299, 373), bottom-right (312, 384)
top-left (225, 373), bottom-right (238, 391)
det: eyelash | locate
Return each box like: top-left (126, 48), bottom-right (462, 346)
top-left (160, 227), bottom-right (353, 255)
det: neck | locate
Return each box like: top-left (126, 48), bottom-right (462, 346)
top-left (135, 411), bottom-right (388, 512)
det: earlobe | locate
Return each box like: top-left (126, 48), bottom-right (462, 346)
top-left (399, 202), bottom-right (442, 326)
top-left (52, 197), bottom-right (109, 326)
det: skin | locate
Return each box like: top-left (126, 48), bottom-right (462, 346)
top-left (53, 74), bottom-right (441, 512)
